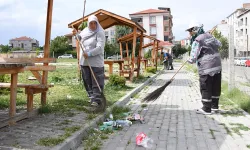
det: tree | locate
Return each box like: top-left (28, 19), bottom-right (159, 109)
top-left (50, 36), bottom-right (72, 57)
top-left (213, 29), bottom-right (229, 59)
top-left (172, 44), bottom-right (188, 58)
top-left (104, 42), bottom-right (119, 57)
top-left (0, 45), bottom-right (11, 53)
top-left (144, 49), bottom-right (152, 59)
top-left (115, 26), bottom-right (132, 40)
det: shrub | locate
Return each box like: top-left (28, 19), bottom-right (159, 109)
top-left (108, 74), bottom-right (126, 87)
top-left (132, 75), bottom-right (146, 83)
top-left (146, 67), bottom-right (156, 74)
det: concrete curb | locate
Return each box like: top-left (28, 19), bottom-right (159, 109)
top-left (52, 70), bottom-right (163, 150)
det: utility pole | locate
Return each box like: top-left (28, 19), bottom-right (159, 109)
top-left (228, 25), bottom-right (235, 91)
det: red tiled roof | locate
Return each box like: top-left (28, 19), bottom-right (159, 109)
top-left (11, 36), bottom-right (33, 41)
top-left (159, 41), bottom-right (174, 47)
top-left (130, 9), bottom-right (167, 15)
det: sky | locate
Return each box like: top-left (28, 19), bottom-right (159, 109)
top-left (0, 0), bottom-right (249, 46)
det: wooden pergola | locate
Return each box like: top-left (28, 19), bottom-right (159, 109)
top-left (0, 0), bottom-right (55, 127)
top-left (68, 9), bottom-right (146, 80)
top-left (117, 32), bottom-right (161, 70)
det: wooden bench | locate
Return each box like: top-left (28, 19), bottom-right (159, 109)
top-left (0, 83), bottom-right (54, 112)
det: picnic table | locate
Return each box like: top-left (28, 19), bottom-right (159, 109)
top-left (104, 60), bottom-right (124, 76)
top-left (0, 63), bottom-right (31, 121)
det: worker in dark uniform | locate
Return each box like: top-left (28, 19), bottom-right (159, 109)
top-left (186, 23), bottom-right (222, 115)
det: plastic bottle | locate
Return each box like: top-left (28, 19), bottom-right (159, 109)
top-left (116, 120), bottom-right (132, 127)
top-left (103, 121), bottom-right (114, 126)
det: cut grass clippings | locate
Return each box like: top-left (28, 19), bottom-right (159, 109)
top-left (219, 123), bottom-right (232, 136)
top-left (83, 128), bottom-right (113, 150)
top-left (230, 123), bottom-right (250, 136)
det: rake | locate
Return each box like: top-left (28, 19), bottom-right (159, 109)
top-left (143, 60), bottom-right (188, 101)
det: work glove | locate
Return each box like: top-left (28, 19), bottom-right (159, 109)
top-left (187, 59), bottom-right (193, 64)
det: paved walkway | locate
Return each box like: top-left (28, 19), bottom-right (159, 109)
top-left (100, 63), bottom-right (250, 150)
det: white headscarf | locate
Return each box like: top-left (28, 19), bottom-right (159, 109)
top-left (80, 15), bottom-right (104, 41)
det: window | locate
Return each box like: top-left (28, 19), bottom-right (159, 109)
top-left (246, 29), bottom-right (248, 35)
top-left (105, 31), bottom-right (109, 36)
top-left (111, 30), bottom-right (115, 36)
top-left (163, 16), bottom-right (169, 21)
top-left (164, 26), bottom-right (168, 32)
top-left (246, 17), bottom-right (248, 25)
top-left (150, 16), bottom-right (156, 24)
top-left (150, 26), bottom-right (157, 35)
top-left (164, 36), bottom-right (169, 41)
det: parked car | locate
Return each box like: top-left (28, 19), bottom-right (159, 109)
top-left (58, 54), bottom-right (73, 59)
top-left (106, 55), bottom-right (121, 60)
top-left (239, 58), bottom-right (248, 66)
top-left (235, 58), bottom-right (242, 66)
top-left (37, 53), bottom-right (44, 58)
top-left (245, 59), bottom-right (250, 67)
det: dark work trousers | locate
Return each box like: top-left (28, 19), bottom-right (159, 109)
top-left (168, 59), bottom-right (174, 70)
top-left (163, 60), bottom-right (169, 70)
top-left (81, 66), bottom-right (105, 105)
top-left (199, 72), bottom-right (221, 112)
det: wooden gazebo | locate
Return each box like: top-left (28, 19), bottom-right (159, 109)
top-left (0, 0), bottom-right (55, 127)
top-left (117, 32), bottom-right (161, 71)
top-left (68, 9), bottom-right (146, 80)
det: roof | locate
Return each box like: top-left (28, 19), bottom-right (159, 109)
top-left (117, 32), bottom-right (160, 42)
top-left (130, 9), bottom-right (168, 15)
top-left (11, 36), bottom-right (33, 41)
top-left (227, 8), bottom-right (245, 18)
top-left (159, 41), bottom-right (174, 47)
top-left (68, 9), bottom-right (146, 33)
top-left (238, 9), bottom-right (250, 18)
top-left (142, 41), bottom-right (174, 49)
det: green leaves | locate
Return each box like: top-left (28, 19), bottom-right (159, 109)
top-left (213, 29), bottom-right (229, 59)
top-left (78, 21), bottom-right (88, 31)
top-left (172, 44), bottom-right (188, 58)
top-left (0, 45), bottom-right (11, 53)
top-left (50, 36), bottom-right (72, 57)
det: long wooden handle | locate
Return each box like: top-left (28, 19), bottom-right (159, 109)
top-left (73, 27), bottom-right (102, 93)
top-left (170, 60), bottom-right (188, 81)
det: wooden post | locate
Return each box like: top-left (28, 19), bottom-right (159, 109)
top-left (160, 48), bottom-right (163, 62)
top-left (27, 93), bottom-right (34, 112)
top-left (76, 35), bottom-right (81, 79)
top-left (126, 42), bottom-right (129, 59)
top-left (119, 42), bottom-right (123, 59)
top-left (131, 27), bottom-right (137, 80)
top-left (152, 40), bottom-right (156, 66)
top-left (41, 0), bottom-right (53, 106)
top-left (137, 32), bottom-right (143, 77)
top-left (9, 73), bottom-right (18, 118)
top-left (155, 41), bottom-right (159, 70)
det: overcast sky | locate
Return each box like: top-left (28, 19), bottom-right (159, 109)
top-left (0, 0), bottom-right (249, 45)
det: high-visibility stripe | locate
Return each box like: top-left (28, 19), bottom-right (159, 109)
top-left (202, 99), bottom-right (212, 102)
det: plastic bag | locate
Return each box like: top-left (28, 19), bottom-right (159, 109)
top-left (136, 132), bottom-right (154, 149)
